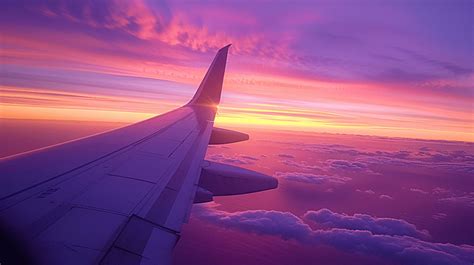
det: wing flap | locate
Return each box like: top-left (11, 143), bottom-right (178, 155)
top-left (100, 215), bottom-right (179, 265)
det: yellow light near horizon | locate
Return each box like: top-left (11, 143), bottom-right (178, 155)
top-left (1, 104), bottom-right (472, 142)
top-left (215, 114), bottom-right (327, 129)
top-left (215, 113), bottom-right (474, 142)
top-left (0, 104), bottom-right (154, 123)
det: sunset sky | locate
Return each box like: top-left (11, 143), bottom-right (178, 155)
top-left (1, 2), bottom-right (473, 265)
top-left (1, 0), bottom-right (473, 141)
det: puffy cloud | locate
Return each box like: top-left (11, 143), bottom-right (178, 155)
top-left (193, 206), bottom-right (474, 265)
top-left (207, 154), bottom-right (258, 165)
top-left (291, 142), bottom-right (474, 174)
top-left (279, 159), bottom-right (322, 171)
top-left (311, 229), bottom-right (473, 265)
top-left (304, 208), bottom-right (430, 239)
top-left (278, 140), bottom-right (473, 180)
top-left (194, 207), bottom-right (312, 241)
top-left (367, 150), bottom-right (474, 174)
top-left (275, 172), bottom-right (351, 185)
top-left (279, 149), bottom-right (377, 175)
top-left (325, 159), bottom-right (379, 176)
top-left (328, 160), bottom-right (368, 171)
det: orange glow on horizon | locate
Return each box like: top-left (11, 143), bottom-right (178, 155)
top-left (1, 102), bottom-right (472, 143)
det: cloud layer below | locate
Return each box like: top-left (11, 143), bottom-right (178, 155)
top-left (193, 205), bottom-right (474, 265)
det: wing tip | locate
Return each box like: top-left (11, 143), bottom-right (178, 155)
top-left (187, 44), bottom-right (231, 107)
top-left (219, 44), bottom-right (232, 52)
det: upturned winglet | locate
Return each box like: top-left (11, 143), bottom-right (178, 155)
top-left (188, 44), bottom-right (231, 107)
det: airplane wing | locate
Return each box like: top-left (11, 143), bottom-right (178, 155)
top-left (0, 45), bottom-right (278, 265)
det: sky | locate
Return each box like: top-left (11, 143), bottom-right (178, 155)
top-left (0, 2), bottom-right (473, 263)
top-left (1, 119), bottom-right (473, 265)
top-left (1, 0), bottom-right (473, 141)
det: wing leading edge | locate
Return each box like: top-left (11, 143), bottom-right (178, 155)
top-left (0, 45), bottom-right (277, 265)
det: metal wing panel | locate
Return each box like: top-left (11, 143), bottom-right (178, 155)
top-left (0, 107), bottom-right (192, 202)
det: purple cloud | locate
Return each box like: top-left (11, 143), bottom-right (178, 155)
top-left (207, 154), bottom-right (258, 165)
top-left (290, 142), bottom-right (474, 174)
top-left (194, 206), bottom-right (312, 241)
top-left (429, 187), bottom-right (474, 208)
top-left (328, 160), bottom-right (369, 171)
top-left (379, 195), bottom-right (394, 200)
top-left (356, 189), bottom-right (376, 195)
top-left (410, 188), bottom-right (429, 195)
top-left (304, 208), bottom-right (430, 239)
top-left (193, 206), bottom-right (474, 265)
top-left (432, 213), bottom-right (448, 220)
top-left (432, 187), bottom-right (451, 195)
top-left (277, 141), bottom-right (473, 188)
top-left (439, 194), bottom-right (474, 208)
top-left (326, 159), bottom-right (379, 176)
top-left (275, 172), bottom-right (351, 185)
top-left (279, 159), bottom-right (322, 171)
